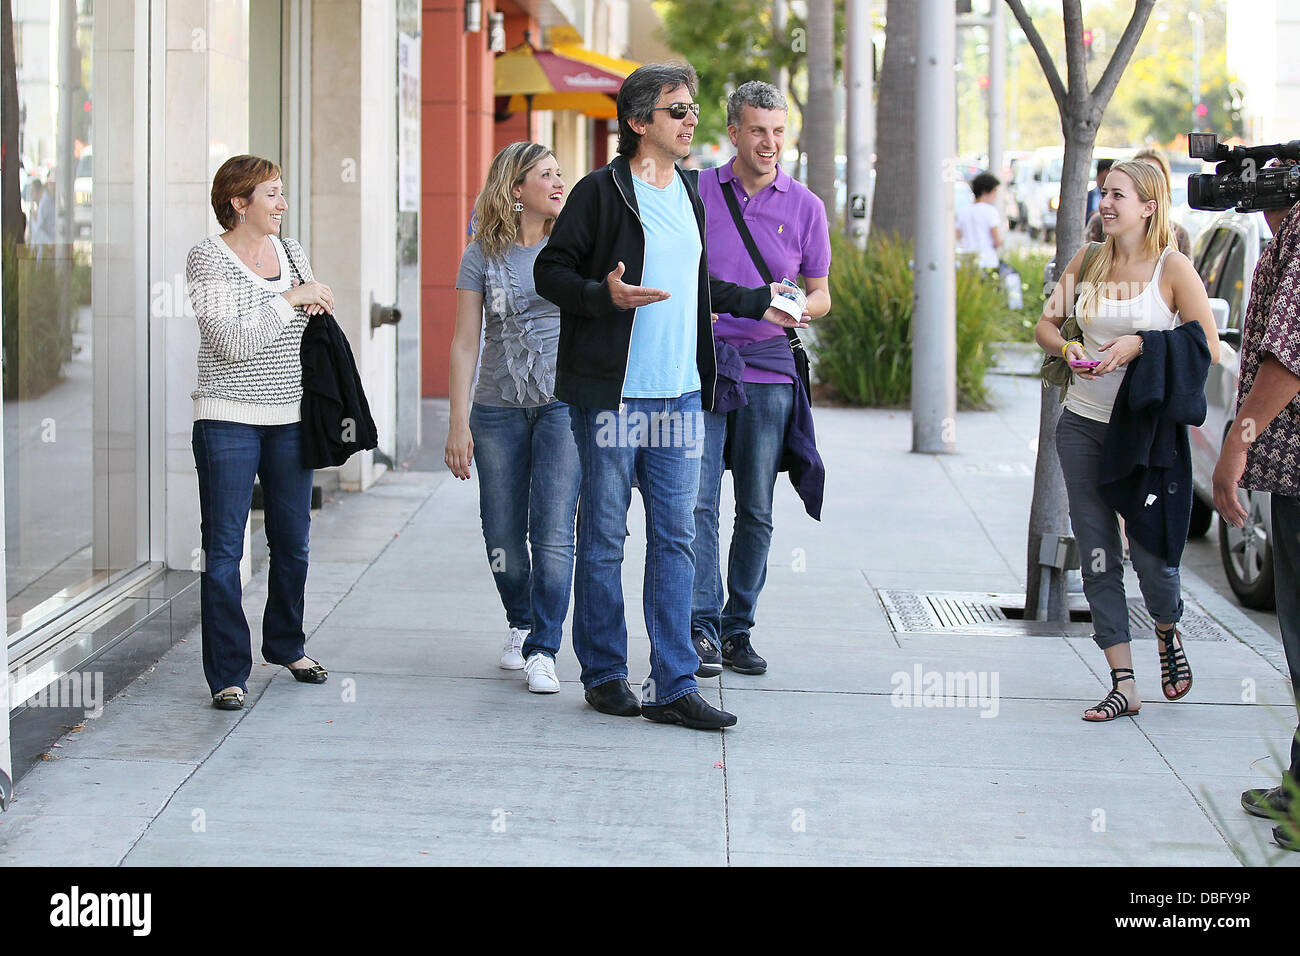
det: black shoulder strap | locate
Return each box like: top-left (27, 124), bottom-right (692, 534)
top-left (719, 177), bottom-right (774, 286)
top-left (718, 174), bottom-right (804, 349)
top-left (282, 238), bottom-right (303, 285)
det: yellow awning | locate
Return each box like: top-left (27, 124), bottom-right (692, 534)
top-left (551, 43), bottom-right (641, 79)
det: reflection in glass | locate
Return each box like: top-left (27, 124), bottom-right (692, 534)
top-left (2, 0), bottom-right (145, 641)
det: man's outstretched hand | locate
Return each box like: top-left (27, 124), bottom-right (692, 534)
top-left (606, 261), bottom-right (670, 310)
top-left (761, 282), bottom-right (812, 329)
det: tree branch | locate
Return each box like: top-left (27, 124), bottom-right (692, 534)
top-left (1004, 0), bottom-right (1067, 114)
top-left (1090, 0), bottom-right (1157, 106)
top-left (1061, 0), bottom-right (1088, 113)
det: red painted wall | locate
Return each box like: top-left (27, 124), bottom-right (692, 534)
top-left (420, 1), bottom-right (525, 397)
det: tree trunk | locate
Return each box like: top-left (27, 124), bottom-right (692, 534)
top-left (805, 0), bottom-right (836, 220)
top-left (1010, 0), bottom-right (1157, 620)
top-left (2, 0), bottom-right (23, 246)
top-left (871, 0), bottom-right (917, 241)
top-left (770, 0), bottom-right (788, 90)
top-left (1023, 129), bottom-right (1097, 620)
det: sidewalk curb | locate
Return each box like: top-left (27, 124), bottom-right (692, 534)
top-left (1180, 566), bottom-right (1290, 678)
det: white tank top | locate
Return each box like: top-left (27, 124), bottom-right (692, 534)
top-left (1064, 246), bottom-right (1178, 423)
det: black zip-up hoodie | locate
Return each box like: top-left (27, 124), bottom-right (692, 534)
top-left (534, 154), bottom-right (773, 411)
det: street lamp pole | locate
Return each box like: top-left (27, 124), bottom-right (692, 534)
top-left (988, 0), bottom-right (1006, 176)
top-left (913, 0), bottom-right (957, 454)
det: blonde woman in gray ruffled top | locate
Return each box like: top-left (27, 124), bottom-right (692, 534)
top-left (445, 142), bottom-right (579, 695)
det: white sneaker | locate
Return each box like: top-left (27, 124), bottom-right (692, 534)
top-left (499, 627), bottom-right (527, 670)
top-left (524, 653), bottom-right (560, 694)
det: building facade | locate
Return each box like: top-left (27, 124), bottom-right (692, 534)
top-left (0, 0), bottom-right (421, 797)
top-left (418, 0), bottom-right (666, 397)
top-left (1226, 0), bottom-right (1300, 144)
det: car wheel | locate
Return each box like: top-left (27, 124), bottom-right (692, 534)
top-left (1188, 494), bottom-right (1213, 538)
top-left (1029, 226), bottom-right (1040, 240)
top-left (1218, 493), bottom-right (1275, 610)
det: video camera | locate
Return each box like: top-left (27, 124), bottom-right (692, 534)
top-left (1187, 132), bottom-right (1300, 212)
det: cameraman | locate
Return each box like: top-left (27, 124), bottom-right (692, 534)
top-left (1213, 184), bottom-right (1300, 852)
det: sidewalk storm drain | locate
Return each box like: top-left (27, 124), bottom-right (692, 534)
top-left (877, 590), bottom-right (1231, 641)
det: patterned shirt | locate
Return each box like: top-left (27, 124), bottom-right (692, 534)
top-left (1237, 204), bottom-right (1300, 496)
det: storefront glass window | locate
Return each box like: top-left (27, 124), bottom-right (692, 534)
top-left (2, 0), bottom-right (148, 643)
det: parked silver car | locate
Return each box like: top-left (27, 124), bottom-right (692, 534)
top-left (1188, 209), bottom-right (1275, 609)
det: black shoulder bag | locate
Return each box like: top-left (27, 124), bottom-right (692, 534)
top-left (716, 177), bottom-right (813, 403)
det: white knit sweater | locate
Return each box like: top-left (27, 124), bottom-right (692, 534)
top-left (186, 234), bottom-right (313, 424)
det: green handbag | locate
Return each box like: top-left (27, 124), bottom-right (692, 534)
top-left (1040, 242), bottom-right (1102, 402)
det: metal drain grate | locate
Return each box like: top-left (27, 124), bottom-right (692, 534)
top-left (878, 590), bottom-right (1231, 641)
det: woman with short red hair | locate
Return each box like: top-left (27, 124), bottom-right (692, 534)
top-left (187, 155), bottom-right (336, 710)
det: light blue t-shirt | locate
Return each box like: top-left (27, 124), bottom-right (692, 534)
top-left (623, 173), bottom-right (702, 398)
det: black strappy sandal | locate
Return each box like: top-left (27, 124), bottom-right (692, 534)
top-left (1156, 625), bottom-right (1192, 701)
top-left (285, 659), bottom-right (328, 684)
top-left (1082, 667), bottom-right (1140, 722)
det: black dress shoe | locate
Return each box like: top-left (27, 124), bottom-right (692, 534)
top-left (641, 691), bottom-right (737, 730)
top-left (584, 679), bottom-right (641, 717)
top-left (1242, 784), bottom-right (1294, 819)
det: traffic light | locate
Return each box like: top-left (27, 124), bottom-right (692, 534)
top-left (1082, 29), bottom-right (1094, 61)
top-left (1195, 103), bottom-right (1208, 118)
top-left (72, 86), bottom-right (90, 142)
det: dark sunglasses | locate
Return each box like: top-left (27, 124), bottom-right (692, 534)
top-left (652, 102), bottom-right (701, 120)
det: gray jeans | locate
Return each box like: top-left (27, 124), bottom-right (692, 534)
top-left (1056, 409), bottom-right (1184, 650)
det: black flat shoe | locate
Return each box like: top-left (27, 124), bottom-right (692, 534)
top-left (284, 659), bottom-right (328, 684)
top-left (641, 691), bottom-right (737, 730)
top-left (584, 679), bottom-right (641, 716)
top-left (211, 689), bottom-right (245, 710)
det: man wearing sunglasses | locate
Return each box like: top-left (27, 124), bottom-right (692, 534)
top-left (536, 62), bottom-right (804, 730)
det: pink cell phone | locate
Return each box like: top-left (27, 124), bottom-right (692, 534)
top-left (1069, 359), bottom-right (1100, 369)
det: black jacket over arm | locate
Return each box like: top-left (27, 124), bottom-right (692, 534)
top-left (1098, 321), bottom-right (1211, 565)
top-left (300, 312), bottom-right (379, 469)
top-left (534, 154), bottom-right (772, 411)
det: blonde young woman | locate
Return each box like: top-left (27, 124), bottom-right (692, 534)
top-left (444, 142), bottom-right (579, 695)
top-left (1035, 160), bottom-right (1220, 722)
top-left (1087, 147), bottom-right (1192, 257)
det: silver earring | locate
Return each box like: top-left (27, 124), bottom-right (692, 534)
top-left (239, 211), bottom-right (245, 223)
top-left (513, 201), bottom-right (524, 212)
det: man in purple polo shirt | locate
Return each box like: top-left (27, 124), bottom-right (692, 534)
top-left (690, 80), bottom-right (832, 677)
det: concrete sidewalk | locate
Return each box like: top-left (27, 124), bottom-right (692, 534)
top-left (2, 375), bottom-right (1296, 866)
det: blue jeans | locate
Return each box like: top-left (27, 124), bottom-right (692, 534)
top-left (692, 382), bottom-right (794, 646)
top-left (1269, 494), bottom-right (1300, 782)
top-left (469, 400), bottom-right (580, 659)
top-left (192, 420), bottom-right (315, 694)
top-left (569, 392), bottom-right (705, 704)
top-left (1055, 409), bottom-right (1184, 650)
